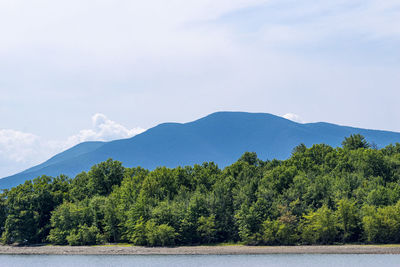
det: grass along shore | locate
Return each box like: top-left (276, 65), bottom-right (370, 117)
top-left (1, 244), bottom-right (400, 255)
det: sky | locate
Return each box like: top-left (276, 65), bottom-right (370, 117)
top-left (1, 0), bottom-right (400, 177)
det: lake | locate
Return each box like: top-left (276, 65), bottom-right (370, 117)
top-left (0, 254), bottom-right (399, 267)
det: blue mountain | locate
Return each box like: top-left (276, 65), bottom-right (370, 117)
top-left (1, 112), bottom-right (400, 189)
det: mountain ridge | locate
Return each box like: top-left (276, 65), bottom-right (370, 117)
top-left (1, 111), bottom-right (400, 189)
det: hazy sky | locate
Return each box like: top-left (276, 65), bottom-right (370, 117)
top-left (1, 0), bottom-right (400, 177)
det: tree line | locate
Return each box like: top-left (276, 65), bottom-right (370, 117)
top-left (1, 134), bottom-right (400, 246)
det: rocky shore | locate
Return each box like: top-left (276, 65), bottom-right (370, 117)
top-left (1, 245), bottom-right (400, 255)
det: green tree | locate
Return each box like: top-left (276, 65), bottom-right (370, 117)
top-left (336, 199), bottom-right (360, 242)
top-left (129, 217), bottom-right (147, 245)
top-left (300, 205), bottom-right (337, 244)
top-left (197, 215), bottom-right (216, 243)
top-left (362, 202), bottom-right (400, 243)
top-left (88, 159), bottom-right (125, 196)
top-left (342, 134), bottom-right (370, 150)
top-left (48, 201), bottom-right (93, 245)
top-left (145, 220), bottom-right (177, 246)
top-left (2, 175), bottom-right (69, 244)
top-left (66, 224), bottom-right (104, 245)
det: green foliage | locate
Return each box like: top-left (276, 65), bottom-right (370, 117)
top-left (48, 201), bottom-right (92, 245)
top-left (0, 194), bottom-right (7, 236)
top-left (129, 217), bottom-right (147, 245)
top-left (336, 199), bottom-right (361, 242)
top-left (262, 209), bottom-right (298, 245)
top-left (145, 220), bottom-right (178, 246)
top-left (66, 225), bottom-right (104, 246)
top-left (2, 176), bottom-right (69, 244)
top-left (362, 201), bottom-right (400, 243)
top-left (238, 152), bottom-right (260, 166)
top-left (2, 135), bottom-right (400, 246)
top-left (342, 134), bottom-right (370, 150)
top-left (197, 215), bottom-right (216, 243)
top-left (69, 172), bottom-right (91, 202)
top-left (300, 205), bottom-right (337, 244)
top-left (88, 159), bottom-right (125, 196)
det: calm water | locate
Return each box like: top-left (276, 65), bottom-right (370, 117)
top-left (0, 254), bottom-right (399, 267)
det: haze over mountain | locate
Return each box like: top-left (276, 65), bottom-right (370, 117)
top-left (1, 111), bottom-right (400, 189)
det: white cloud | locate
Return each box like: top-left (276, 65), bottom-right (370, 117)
top-left (65, 113), bottom-right (145, 146)
top-left (283, 113), bottom-right (304, 123)
top-left (0, 129), bottom-right (39, 162)
top-left (0, 114), bottom-right (145, 177)
top-left (0, 129), bottom-right (49, 178)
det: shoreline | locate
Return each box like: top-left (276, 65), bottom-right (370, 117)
top-left (1, 245), bottom-right (400, 255)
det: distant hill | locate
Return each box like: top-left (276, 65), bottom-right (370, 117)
top-left (1, 111), bottom-right (400, 188)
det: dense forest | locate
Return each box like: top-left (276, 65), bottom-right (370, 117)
top-left (1, 134), bottom-right (400, 246)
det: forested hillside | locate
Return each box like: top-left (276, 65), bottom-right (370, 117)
top-left (1, 135), bottom-right (400, 246)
